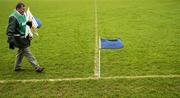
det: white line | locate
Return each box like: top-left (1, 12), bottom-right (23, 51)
top-left (101, 75), bottom-right (180, 79)
top-left (0, 75), bottom-right (179, 83)
top-left (94, 0), bottom-right (100, 78)
top-left (98, 37), bottom-right (101, 78)
top-left (0, 77), bottom-right (96, 83)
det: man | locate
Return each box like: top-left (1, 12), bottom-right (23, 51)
top-left (6, 3), bottom-right (44, 72)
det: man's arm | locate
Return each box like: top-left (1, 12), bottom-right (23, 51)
top-left (6, 16), bottom-right (18, 49)
top-left (6, 16), bottom-right (17, 43)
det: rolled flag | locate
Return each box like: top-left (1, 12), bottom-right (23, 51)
top-left (25, 8), bottom-right (41, 38)
top-left (26, 8), bottom-right (38, 28)
top-left (25, 25), bottom-right (33, 37)
top-left (34, 17), bottom-right (42, 28)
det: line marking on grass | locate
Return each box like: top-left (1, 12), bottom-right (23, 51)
top-left (0, 75), bottom-right (179, 83)
top-left (94, 0), bottom-right (100, 78)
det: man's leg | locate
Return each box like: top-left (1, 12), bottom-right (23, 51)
top-left (23, 47), bottom-right (44, 72)
top-left (14, 48), bottom-right (24, 70)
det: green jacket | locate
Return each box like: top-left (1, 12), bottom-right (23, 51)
top-left (7, 10), bottom-right (30, 48)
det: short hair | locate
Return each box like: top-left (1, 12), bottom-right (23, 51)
top-left (16, 3), bottom-right (25, 9)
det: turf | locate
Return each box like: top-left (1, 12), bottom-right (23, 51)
top-left (0, 78), bottom-right (180, 97)
top-left (98, 0), bottom-right (180, 76)
top-left (0, 0), bottom-right (179, 97)
top-left (0, 0), bottom-right (95, 79)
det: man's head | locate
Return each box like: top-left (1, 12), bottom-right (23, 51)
top-left (16, 3), bottom-right (25, 15)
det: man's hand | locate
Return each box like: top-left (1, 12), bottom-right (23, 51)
top-left (26, 21), bottom-right (32, 28)
top-left (9, 42), bottom-right (15, 49)
top-left (29, 36), bottom-right (33, 40)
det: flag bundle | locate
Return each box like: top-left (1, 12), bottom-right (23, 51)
top-left (24, 8), bottom-right (41, 38)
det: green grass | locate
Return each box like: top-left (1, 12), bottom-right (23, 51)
top-left (0, 0), bottom-right (95, 79)
top-left (0, 0), bottom-right (179, 97)
top-left (99, 0), bottom-right (180, 76)
top-left (0, 78), bottom-right (180, 97)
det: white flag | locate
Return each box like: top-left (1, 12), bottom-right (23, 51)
top-left (25, 8), bottom-right (39, 38)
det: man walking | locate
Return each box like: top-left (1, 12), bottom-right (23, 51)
top-left (6, 3), bottom-right (44, 72)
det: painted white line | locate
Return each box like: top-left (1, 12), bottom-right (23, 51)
top-left (101, 75), bottom-right (180, 79)
top-left (0, 77), bottom-right (96, 83)
top-left (94, 0), bottom-right (100, 78)
top-left (98, 37), bottom-right (101, 78)
top-left (0, 75), bottom-right (179, 83)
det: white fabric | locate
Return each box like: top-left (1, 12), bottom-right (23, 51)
top-left (24, 8), bottom-right (39, 38)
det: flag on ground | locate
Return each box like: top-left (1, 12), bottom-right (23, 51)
top-left (100, 38), bottom-right (123, 49)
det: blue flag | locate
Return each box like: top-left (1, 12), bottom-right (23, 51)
top-left (100, 38), bottom-right (123, 49)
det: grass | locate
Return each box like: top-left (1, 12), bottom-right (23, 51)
top-left (0, 0), bottom-right (95, 79)
top-left (0, 78), bottom-right (180, 97)
top-left (0, 0), bottom-right (179, 97)
top-left (99, 0), bottom-right (180, 76)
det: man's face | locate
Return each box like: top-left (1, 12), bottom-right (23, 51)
top-left (17, 5), bottom-right (25, 15)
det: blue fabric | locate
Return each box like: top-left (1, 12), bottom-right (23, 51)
top-left (34, 17), bottom-right (42, 28)
top-left (100, 38), bottom-right (123, 49)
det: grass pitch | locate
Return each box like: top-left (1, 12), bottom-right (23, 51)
top-left (0, 0), bottom-right (179, 97)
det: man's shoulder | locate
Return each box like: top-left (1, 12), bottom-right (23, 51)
top-left (9, 11), bottom-right (18, 19)
top-left (9, 15), bottom-right (18, 22)
top-left (9, 15), bottom-right (15, 19)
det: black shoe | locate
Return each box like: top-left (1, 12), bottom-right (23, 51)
top-left (35, 67), bottom-right (44, 72)
top-left (14, 68), bottom-right (25, 71)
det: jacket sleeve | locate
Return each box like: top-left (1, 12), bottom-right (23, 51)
top-left (6, 16), bottom-right (17, 43)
